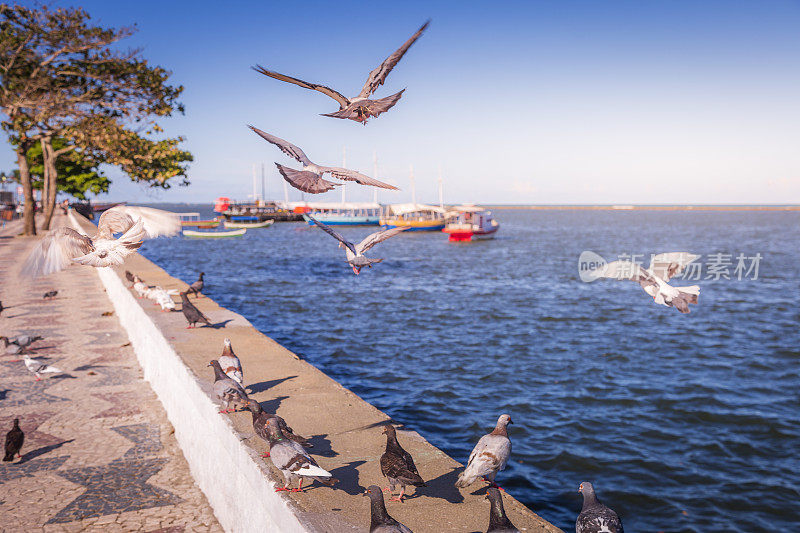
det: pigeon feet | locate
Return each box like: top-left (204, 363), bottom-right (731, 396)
top-left (275, 487), bottom-right (290, 492)
top-left (389, 496), bottom-right (404, 502)
top-left (260, 452), bottom-right (271, 457)
top-left (290, 488), bottom-right (304, 493)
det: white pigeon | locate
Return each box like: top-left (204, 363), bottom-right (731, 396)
top-left (590, 252), bottom-right (700, 314)
top-left (132, 276), bottom-right (149, 298)
top-left (152, 288), bottom-right (177, 312)
top-left (455, 414), bottom-right (512, 489)
top-left (262, 418), bottom-right (336, 492)
top-left (22, 206), bottom-right (180, 278)
top-left (23, 354), bottom-right (62, 381)
top-left (219, 338), bottom-right (243, 384)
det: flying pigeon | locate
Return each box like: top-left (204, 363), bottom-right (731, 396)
top-left (246, 399), bottom-right (312, 457)
top-left (307, 215), bottom-right (407, 275)
top-left (187, 272), bottom-right (205, 297)
top-left (180, 292), bottom-right (211, 328)
top-left (23, 354), bottom-right (62, 381)
top-left (219, 338), bottom-right (243, 383)
top-left (455, 414), bottom-right (512, 489)
top-left (249, 126), bottom-right (399, 194)
top-left (589, 252), bottom-right (700, 313)
top-left (485, 487), bottom-right (519, 533)
top-left (42, 290), bottom-right (58, 299)
top-left (3, 418), bottom-right (24, 462)
top-left (208, 360), bottom-right (249, 413)
top-left (364, 485), bottom-right (413, 533)
top-left (21, 206), bottom-right (181, 278)
top-left (262, 417), bottom-right (335, 492)
top-left (380, 425), bottom-right (426, 502)
top-left (576, 482), bottom-right (624, 533)
top-left (253, 20), bottom-right (429, 124)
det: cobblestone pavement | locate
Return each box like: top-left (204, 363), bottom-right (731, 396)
top-left (0, 216), bottom-right (222, 532)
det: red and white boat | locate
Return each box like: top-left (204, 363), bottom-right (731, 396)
top-left (443, 205), bottom-right (499, 242)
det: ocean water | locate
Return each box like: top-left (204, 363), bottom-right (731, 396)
top-left (140, 207), bottom-right (800, 532)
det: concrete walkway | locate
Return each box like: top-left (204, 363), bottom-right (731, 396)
top-left (0, 215), bottom-right (221, 532)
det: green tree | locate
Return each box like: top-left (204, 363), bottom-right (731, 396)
top-left (24, 137), bottom-right (110, 200)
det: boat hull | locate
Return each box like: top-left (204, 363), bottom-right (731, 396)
top-left (182, 228), bottom-right (246, 238)
top-left (443, 224), bottom-right (499, 241)
top-left (303, 214), bottom-right (379, 226)
top-left (181, 220), bottom-right (220, 228)
top-left (379, 218), bottom-right (445, 231)
top-left (223, 219), bottom-right (274, 229)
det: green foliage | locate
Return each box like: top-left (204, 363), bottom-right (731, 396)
top-left (24, 138), bottom-right (110, 200)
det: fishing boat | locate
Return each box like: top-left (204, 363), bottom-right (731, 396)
top-left (223, 219), bottom-right (274, 229)
top-left (379, 203), bottom-right (446, 231)
top-left (300, 202), bottom-right (381, 225)
top-left (178, 213), bottom-right (220, 228)
top-left (443, 205), bottom-right (499, 241)
top-left (182, 228), bottom-right (246, 238)
top-left (215, 197), bottom-right (304, 222)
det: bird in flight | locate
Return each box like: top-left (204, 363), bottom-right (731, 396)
top-left (253, 20), bottom-right (429, 124)
top-left (249, 125), bottom-right (399, 194)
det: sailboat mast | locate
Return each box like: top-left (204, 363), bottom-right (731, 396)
top-left (410, 165), bottom-right (416, 205)
top-left (438, 165), bottom-right (444, 209)
top-left (373, 151), bottom-right (378, 204)
top-left (341, 146), bottom-right (347, 205)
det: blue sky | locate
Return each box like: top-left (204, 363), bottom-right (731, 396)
top-left (3, 0), bottom-right (799, 204)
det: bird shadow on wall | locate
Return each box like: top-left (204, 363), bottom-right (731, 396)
top-left (246, 376), bottom-right (296, 395)
top-left (307, 434), bottom-right (336, 458)
top-left (255, 396), bottom-right (289, 414)
top-left (19, 439), bottom-right (74, 464)
top-left (418, 467), bottom-right (465, 504)
top-left (326, 460), bottom-right (367, 496)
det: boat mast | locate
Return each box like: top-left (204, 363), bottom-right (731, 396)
top-left (410, 165), bottom-right (416, 206)
top-left (438, 165), bottom-right (444, 209)
top-left (261, 162), bottom-right (266, 202)
top-left (341, 146), bottom-right (346, 205)
top-left (252, 163), bottom-right (258, 204)
top-left (373, 151), bottom-right (378, 204)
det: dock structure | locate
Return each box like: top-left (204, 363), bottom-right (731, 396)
top-left (1, 211), bottom-right (563, 532)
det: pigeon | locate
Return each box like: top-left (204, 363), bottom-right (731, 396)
top-left (246, 399), bottom-right (312, 457)
top-left (455, 414), bottom-right (512, 489)
top-left (364, 485), bottom-right (413, 533)
top-left (3, 418), bottom-right (24, 462)
top-left (152, 288), bottom-right (177, 312)
top-left (380, 425), bottom-right (426, 502)
top-left (1, 337), bottom-right (22, 357)
top-left (125, 270), bottom-right (135, 284)
top-left (187, 272), bottom-right (205, 297)
top-left (219, 338), bottom-right (243, 383)
top-left (253, 20), bottom-right (429, 124)
top-left (589, 252), bottom-right (700, 313)
top-left (208, 360), bottom-right (249, 413)
top-left (42, 290), bottom-right (58, 299)
top-left (132, 275), bottom-right (149, 298)
top-left (262, 417), bottom-right (336, 492)
top-left (0, 300), bottom-right (4, 316)
top-left (22, 205), bottom-right (181, 278)
top-left (23, 354), bottom-right (62, 381)
top-left (180, 292), bottom-right (211, 328)
top-left (485, 487), bottom-right (519, 533)
top-left (577, 482), bottom-right (624, 533)
top-left (307, 215), bottom-right (407, 274)
top-left (7, 335), bottom-right (42, 349)
top-left (249, 126), bottom-right (399, 194)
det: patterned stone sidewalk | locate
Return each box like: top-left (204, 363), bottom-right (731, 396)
top-left (0, 216), bottom-right (221, 532)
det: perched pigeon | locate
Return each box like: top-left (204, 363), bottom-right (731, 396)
top-left (1, 337), bottom-right (22, 357)
top-left (249, 126), bottom-right (399, 194)
top-left (1, 335), bottom-right (42, 351)
top-left (455, 414), bottom-right (512, 489)
top-left (132, 275), bottom-right (149, 298)
top-left (588, 252), bottom-right (700, 313)
top-left (154, 289), bottom-right (177, 312)
top-left (188, 272), bottom-right (205, 297)
top-left (246, 399), bottom-right (312, 457)
top-left (364, 485), bottom-right (413, 533)
top-left (307, 215), bottom-right (407, 274)
top-left (125, 270), bottom-right (135, 284)
top-left (253, 21), bottom-right (429, 124)
top-left (208, 360), bottom-right (249, 413)
top-left (485, 487), bottom-right (519, 533)
top-left (380, 425), bottom-right (426, 502)
top-left (181, 292), bottom-right (211, 328)
top-left (22, 205), bottom-right (180, 278)
top-left (262, 417), bottom-right (335, 492)
top-left (577, 482), bottom-right (624, 533)
top-left (42, 290), bottom-right (58, 299)
top-left (3, 418), bottom-right (24, 462)
top-left (23, 354), bottom-right (62, 381)
top-left (219, 338), bottom-right (243, 383)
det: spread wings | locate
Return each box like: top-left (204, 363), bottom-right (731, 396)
top-left (252, 65), bottom-right (350, 108)
top-left (306, 215), bottom-right (357, 256)
top-left (593, 260), bottom-right (659, 285)
top-left (21, 227), bottom-right (95, 278)
top-left (320, 167), bottom-right (399, 190)
top-left (356, 227), bottom-right (407, 254)
top-left (648, 252), bottom-right (699, 282)
top-left (71, 218), bottom-right (146, 267)
top-left (250, 126), bottom-right (312, 166)
top-left (358, 20), bottom-right (430, 98)
top-left (275, 163), bottom-right (338, 194)
top-left (98, 205), bottom-right (181, 239)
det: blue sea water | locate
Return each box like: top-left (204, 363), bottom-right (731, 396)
top-left (140, 207), bottom-right (800, 532)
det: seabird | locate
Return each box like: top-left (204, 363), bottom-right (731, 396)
top-left (249, 126), bottom-right (399, 194)
top-left (253, 21), bottom-right (429, 124)
top-left (576, 482), bottom-right (624, 533)
top-left (455, 414), bottom-right (512, 489)
top-left (307, 215), bottom-right (407, 274)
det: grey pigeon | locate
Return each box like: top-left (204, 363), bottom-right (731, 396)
top-left (380, 425), bottom-right (426, 502)
top-left (455, 414), bottom-right (512, 489)
top-left (576, 482), bottom-right (624, 533)
top-left (10, 335), bottom-right (43, 348)
top-left (3, 418), bottom-right (24, 462)
top-left (23, 354), bottom-right (62, 380)
top-left (253, 21), bottom-right (429, 124)
top-left (364, 485), bottom-right (413, 533)
top-left (246, 399), bottom-right (312, 457)
top-left (208, 360), bottom-right (249, 413)
top-left (219, 338), bottom-right (243, 383)
top-left (125, 270), bottom-right (135, 284)
top-left (188, 271), bottom-right (204, 297)
top-left (486, 487), bottom-right (519, 533)
top-left (307, 215), bottom-right (407, 275)
top-left (181, 292), bottom-right (211, 328)
top-left (262, 417), bottom-right (335, 492)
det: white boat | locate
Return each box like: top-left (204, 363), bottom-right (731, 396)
top-left (223, 219), bottom-right (274, 229)
top-left (443, 205), bottom-right (499, 241)
top-left (300, 201), bottom-right (381, 226)
top-left (182, 228), bottom-right (246, 238)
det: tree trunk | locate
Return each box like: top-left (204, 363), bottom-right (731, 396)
top-left (40, 136), bottom-right (58, 231)
top-left (17, 143), bottom-right (36, 236)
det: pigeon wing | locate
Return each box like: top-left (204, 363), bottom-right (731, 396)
top-left (276, 163), bottom-right (338, 194)
top-left (252, 65), bottom-right (350, 108)
top-left (595, 261), bottom-right (658, 284)
top-left (356, 226), bottom-right (408, 254)
top-left (358, 20), bottom-right (430, 98)
top-left (319, 167), bottom-right (399, 190)
top-left (71, 218), bottom-right (145, 267)
top-left (21, 227), bottom-right (95, 278)
top-left (648, 252), bottom-right (699, 282)
top-left (306, 215), bottom-right (357, 255)
top-left (99, 206), bottom-right (180, 238)
top-left (249, 126), bottom-right (312, 165)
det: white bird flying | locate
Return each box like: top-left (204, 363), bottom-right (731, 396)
top-left (22, 206), bottom-right (181, 278)
top-left (590, 252), bottom-right (700, 314)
